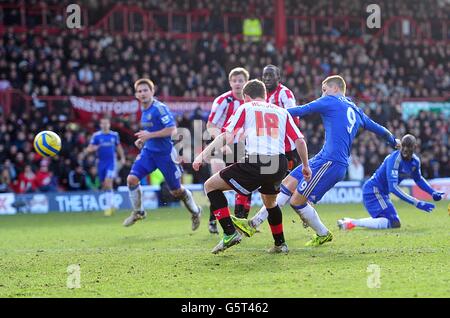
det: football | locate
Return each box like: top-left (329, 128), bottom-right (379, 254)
top-left (33, 131), bottom-right (62, 157)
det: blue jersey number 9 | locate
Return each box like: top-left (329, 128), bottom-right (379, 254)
top-left (347, 107), bottom-right (356, 134)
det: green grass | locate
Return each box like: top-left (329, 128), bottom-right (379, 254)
top-left (0, 201), bottom-right (449, 298)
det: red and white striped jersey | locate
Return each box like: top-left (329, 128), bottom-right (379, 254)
top-left (267, 82), bottom-right (300, 137)
top-left (224, 100), bottom-right (303, 156)
top-left (208, 91), bottom-right (244, 129)
top-left (266, 83), bottom-right (296, 109)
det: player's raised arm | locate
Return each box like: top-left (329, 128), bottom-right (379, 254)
top-left (288, 95), bottom-right (330, 117)
top-left (360, 111), bottom-right (400, 149)
top-left (289, 76), bottom-right (349, 118)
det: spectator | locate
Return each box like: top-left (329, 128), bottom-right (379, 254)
top-left (34, 161), bottom-right (58, 192)
top-left (1, 18), bottom-right (448, 99)
top-left (177, 112), bottom-right (191, 130)
top-left (0, 0), bottom-right (448, 189)
top-left (14, 165), bottom-right (36, 193)
top-left (85, 166), bottom-right (101, 190)
top-left (191, 106), bottom-right (208, 122)
top-left (0, 168), bottom-right (12, 193)
top-left (78, 65), bottom-right (94, 84)
top-left (243, 12), bottom-right (263, 42)
top-left (116, 158), bottom-right (132, 187)
top-left (68, 164), bottom-right (87, 191)
top-left (1, 159), bottom-right (16, 181)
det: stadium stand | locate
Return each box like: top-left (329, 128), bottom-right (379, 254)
top-left (0, 0), bottom-right (448, 192)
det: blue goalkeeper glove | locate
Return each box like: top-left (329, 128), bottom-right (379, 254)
top-left (432, 191), bottom-right (445, 201)
top-left (416, 201), bottom-right (435, 213)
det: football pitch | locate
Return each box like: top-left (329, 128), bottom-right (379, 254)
top-left (0, 201), bottom-right (449, 298)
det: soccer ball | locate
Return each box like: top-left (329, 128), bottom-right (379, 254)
top-left (33, 131), bottom-right (62, 157)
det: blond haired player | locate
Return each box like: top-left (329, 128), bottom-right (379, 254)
top-left (206, 67), bottom-right (250, 234)
top-left (244, 75), bottom-right (401, 247)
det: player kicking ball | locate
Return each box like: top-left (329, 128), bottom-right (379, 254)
top-left (338, 134), bottom-right (446, 230)
top-left (193, 79), bottom-right (311, 254)
top-left (239, 75), bottom-right (401, 247)
top-left (123, 78), bottom-right (202, 230)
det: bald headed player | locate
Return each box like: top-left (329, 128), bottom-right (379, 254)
top-left (263, 65), bottom-right (300, 171)
top-left (338, 134), bottom-right (445, 230)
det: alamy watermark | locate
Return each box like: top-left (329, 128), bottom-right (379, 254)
top-left (173, 122), bottom-right (284, 174)
top-left (366, 4), bottom-right (381, 29)
top-left (66, 4), bottom-right (82, 29)
top-left (66, 3), bottom-right (381, 30)
top-left (366, 264), bottom-right (381, 288)
top-left (67, 264), bottom-right (81, 289)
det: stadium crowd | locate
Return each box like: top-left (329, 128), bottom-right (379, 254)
top-left (62, 0), bottom-right (450, 22)
top-left (0, 0), bottom-right (448, 193)
top-left (1, 29), bottom-right (448, 99)
top-left (2, 0), bottom-right (449, 36)
top-left (0, 109), bottom-right (136, 193)
top-left (0, 104), bottom-right (448, 193)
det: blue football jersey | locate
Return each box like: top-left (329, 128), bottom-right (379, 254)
top-left (367, 151), bottom-right (435, 205)
top-left (90, 130), bottom-right (120, 163)
top-left (288, 95), bottom-right (396, 165)
top-left (371, 150), bottom-right (421, 193)
top-left (140, 98), bottom-right (176, 154)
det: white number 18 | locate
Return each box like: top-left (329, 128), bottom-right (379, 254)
top-left (347, 107), bottom-right (356, 134)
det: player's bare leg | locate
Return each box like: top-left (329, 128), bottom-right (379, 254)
top-left (103, 178), bottom-right (115, 217)
top-left (290, 190), bottom-right (333, 246)
top-left (204, 173), bottom-right (242, 254)
top-left (123, 175), bottom-right (146, 227)
top-left (251, 175), bottom-right (298, 227)
top-left (170, 186), bottom-right (202, 231)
